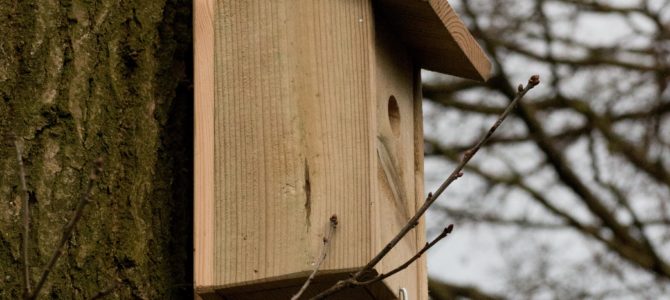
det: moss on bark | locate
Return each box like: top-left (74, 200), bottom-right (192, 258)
top-left (0, 0), bottom-right (193, 298)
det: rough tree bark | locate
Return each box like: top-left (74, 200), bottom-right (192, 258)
top-left (0, 0), bottom-right (193, 298)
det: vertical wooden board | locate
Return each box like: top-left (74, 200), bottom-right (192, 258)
top-left (213, 0), bottom-right (310, 285)
top-left (296, 0), bottom-right (377, 273)
top-left (194, 0), bottom-right (215, 289)
top-left (412, 67), bottom-right (428, 300)
top-left (374, 18), bottom-right (420, 298)
top-left (208, 0), bottom-right (380, 291)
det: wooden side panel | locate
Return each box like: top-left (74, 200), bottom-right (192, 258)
top-left (374, 18), bottom-right (421, 299)
top-left (194, 0), bottom-right (215, 290)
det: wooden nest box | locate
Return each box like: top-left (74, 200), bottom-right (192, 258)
top-left (194, 0), bottom-right (491, 299)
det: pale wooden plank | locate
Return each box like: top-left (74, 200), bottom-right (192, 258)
top-left (214, 0), bottom-right (310, 285)
top-left (210, 1), bottom-right (380, 297)
top-left (194, 0), bottom-right (215, 289)
top-left (413, 66), bottom-right (429, 300)
top-left (374, 17), bottom-right (421, 299)
top-left (302, 0), bottom-right (377, 273)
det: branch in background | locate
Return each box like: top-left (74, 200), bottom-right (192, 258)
top-left (489, 36), bottom-right (666, 72)
top-left (424, 138), bottom-right (633, 261)
top-left (308, 75), bottom-right (541, 299)
top-left (460, 1), bottom-right (670, 278)
top-left (14, 139), bottom-right (31, 297)
top-left (427, 137), bottom-right (670, 267)
top-left (27, 158), bottom-right (104, 300)
top-left (514, 83), bottom-right (670, 279)
top-left (430, 126), bottom-right (589, 153)
top-left (422, 80), bottom-right (484, 101)
top-left (436, 207), bottom-right (567, 230)
top-left (426, 83), bottom-right (669, 123)
top-left (560, 95), bottom-right (670, 187)
top-left (291, 215), bottom-right (338, 300)
top-left (586, 134), bottom-right (666, 273)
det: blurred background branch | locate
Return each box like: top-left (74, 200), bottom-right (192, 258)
top-left (424, 0), bottom-right (669, 298)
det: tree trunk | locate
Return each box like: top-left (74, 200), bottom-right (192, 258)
top-left (0, 0), bottom-right (193, 298)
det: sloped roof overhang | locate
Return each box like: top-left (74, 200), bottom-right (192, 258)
top-left (376, 0), bottom-right (492, 81)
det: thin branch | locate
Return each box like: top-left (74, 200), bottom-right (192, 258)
top-left (15, 139), bottom-right (31, 297)
top-left (291, 215), bottom-right (338, 300)
top-left (493, 37), bottom-right (666, 72)
top-left (427, 125), bottom-right (588, 154)
top-left (355, 225), bottom-right (454, 286)
top-left (427, 141), bottom-right (631, 251)
top-left (561, 94), bottom-right (670, 187)
top-left (587, 134), bottom-right (667, 273)
top-left (366, 74), bottom-right (539, 278)
top-left (308, 75), bottom-right (541, 299)
top-left (462, 5), bottom-right (670, 276)
top-left (436, 207), bottom-right (567, 230)
top-left (28, 158), bottom-right (104, 300)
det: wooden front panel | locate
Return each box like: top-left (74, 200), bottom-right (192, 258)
top-left (196, 0), bottom-right (383, 297)
top-left (213, 0), bottom-right (310, 288)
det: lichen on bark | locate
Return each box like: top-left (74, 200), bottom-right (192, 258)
top-left (0, 0), bottom-right (193, 298)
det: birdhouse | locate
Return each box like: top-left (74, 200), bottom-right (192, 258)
top-left (194, 0), bottom-right (491, 299)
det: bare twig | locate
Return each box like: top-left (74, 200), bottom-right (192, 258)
top-left (15, 139), bottom-right (31, 297)
top-left (291, 215), bottom-right (339, 300)
top-left (27, 158), bottom-right (104, 300)
top-left (309, 75), bottom-right (541, 300)
top-left (355, 225), bottom-right (454, 286)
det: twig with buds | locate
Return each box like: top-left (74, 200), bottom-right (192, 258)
top-left (309, 75), bottom-right (541, 299)
top-left (291, 215), bottom-right (339, 300)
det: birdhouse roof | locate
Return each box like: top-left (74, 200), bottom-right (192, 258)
top-left (376, 0), bottom-right (492, 81)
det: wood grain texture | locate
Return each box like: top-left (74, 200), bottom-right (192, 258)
top-left (194, 0), bottom-right (215, 290)
top-left (201, 273), bottom-right (395, 300)
top-left (374, 18), bottom-right (422, 299)
top-left (412, 66), bottom-right (428, 300)
top-left (197, 0), bottom-right (386, 298)
top-left (213, 0), bottom-right (310, 287)
top-left (428, 0), bottom-right (492, 80)
top-left (375, 0), bottom-right (492, 81)
top-left (192, 0), bottom-right (492, 298)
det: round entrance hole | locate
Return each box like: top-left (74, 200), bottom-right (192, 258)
top-left (388, 96), bottom-right (401, 137)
